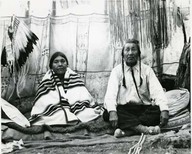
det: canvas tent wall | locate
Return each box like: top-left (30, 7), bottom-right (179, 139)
top-left (0, 0), bottom-right (190, 103)
top-left (0, 10), bottom-right (113, 103)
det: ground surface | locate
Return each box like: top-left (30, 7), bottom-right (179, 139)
top-left (8, 128), bottom-right (191, 154)
top-left (9, 143), bottom-right (191, 154)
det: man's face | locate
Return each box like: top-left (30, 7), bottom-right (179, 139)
top-left (123, 43), bottom-right (139, 67)
top-left (52, 56), bottom-right (68, 75)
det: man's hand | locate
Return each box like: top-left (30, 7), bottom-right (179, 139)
top-left (159, 110), bottom-right (169, 127)
top-left (109, 111), bottom-right (118, 128)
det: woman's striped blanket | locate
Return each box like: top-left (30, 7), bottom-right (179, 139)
top-left (29, 68), bottom-right (102, 125)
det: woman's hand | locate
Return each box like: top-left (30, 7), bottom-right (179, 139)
top-left (94, 106), bottom-right (102, 115)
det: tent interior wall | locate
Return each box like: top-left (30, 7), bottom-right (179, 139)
top-left (0, 0), bottom-right (190, 104)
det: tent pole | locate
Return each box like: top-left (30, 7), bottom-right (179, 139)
top-left (25, 1), bottom-right (30, 17)
top-left (52, 0), bottom-right (56, 17)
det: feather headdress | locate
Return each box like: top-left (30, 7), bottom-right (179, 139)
top-left (1, 16), bottom-right (39, 100)
top-left (1, 16), bottom-right (39, 73)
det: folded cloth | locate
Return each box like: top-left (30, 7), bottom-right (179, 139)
top-left (160, 89), bottom-right (190, 132)
top-left (161, 108), bottom-right (190, 132)
top-left (165, 88), bottom-right (189, 116)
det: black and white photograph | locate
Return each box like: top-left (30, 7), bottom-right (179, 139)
top-left (0, 0), bottom-right (191, 153)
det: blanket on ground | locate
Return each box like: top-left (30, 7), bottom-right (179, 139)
top-left (2, 106), bottom-right (190, 142)
top-left (2, 124), bottom-right (191, 153)
top-left (1, 89), bottom-right (190, 144)
top-left (29, 68), bottom-right (102, 125)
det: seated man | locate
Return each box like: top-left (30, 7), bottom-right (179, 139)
top-left (29, 51), bottom-right (101, 125)
top-left (103, 39), bottom-right (169, 137)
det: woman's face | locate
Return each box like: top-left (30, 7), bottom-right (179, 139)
top-left (52, 56), bottom-right (68, 75)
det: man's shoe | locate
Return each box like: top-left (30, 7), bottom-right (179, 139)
top-left (133, 124), bottom-right (160, 135)
top-left (114, 128), bottom-right (125, 138)
top-left (148, 126), bottom-right (161, 134)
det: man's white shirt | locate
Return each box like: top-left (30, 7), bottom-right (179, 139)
top-left (104, 62), bottom-right (169, 112)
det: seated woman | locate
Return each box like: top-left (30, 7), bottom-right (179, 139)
top-left (29, 52), bottom-right (102, 126)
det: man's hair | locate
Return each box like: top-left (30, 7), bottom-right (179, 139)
top-left (121, 39), bottom-right (141, 57)
top-left (121, 39), bottom-right (142, 88)
top-left (49, 51), bottom-right (69, 69)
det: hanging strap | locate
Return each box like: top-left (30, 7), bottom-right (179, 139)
top-left (131, 67), bottom-right (144, 104)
